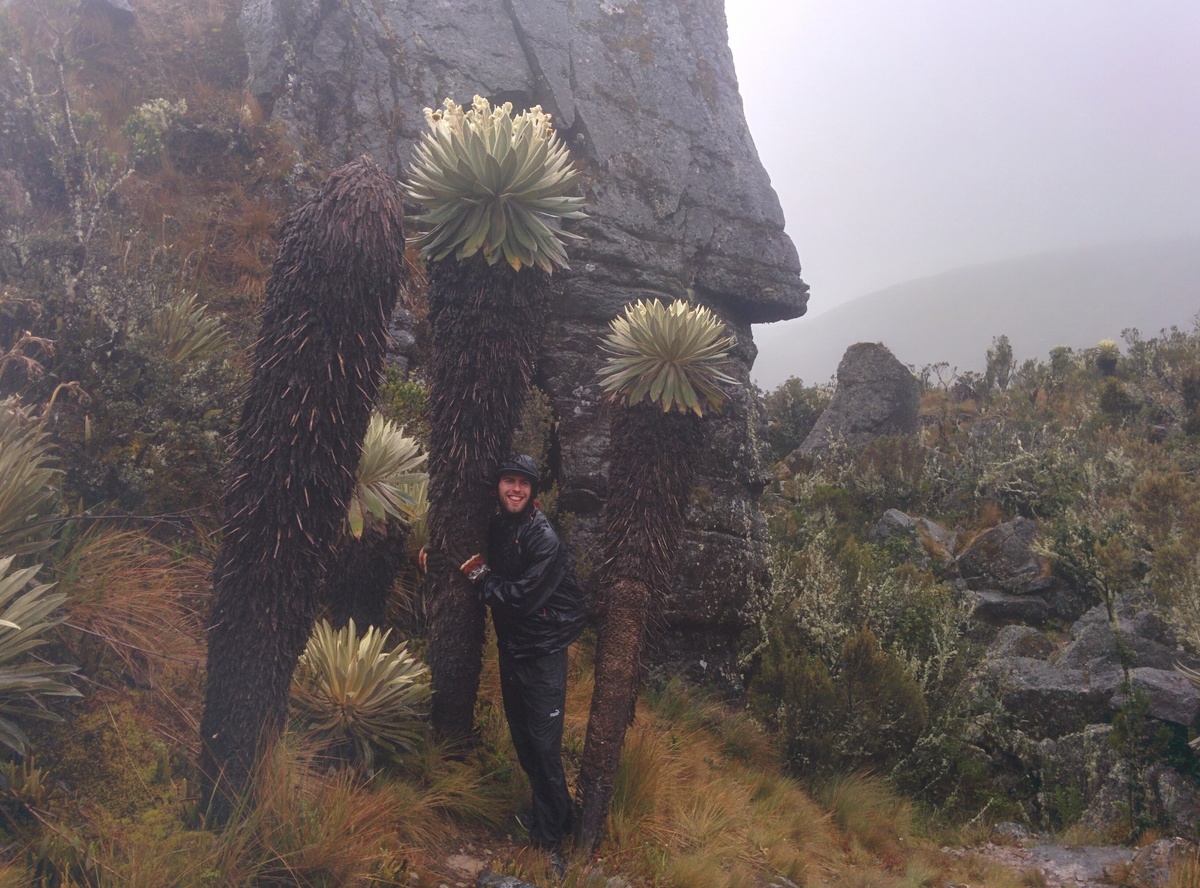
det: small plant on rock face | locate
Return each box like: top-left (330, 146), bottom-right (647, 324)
top-left (292, 619), bottom-right (431, 772)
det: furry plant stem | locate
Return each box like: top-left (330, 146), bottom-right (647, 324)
top-left (425, 254), bottom-right (551, 744)
top-left (578, 405), bottom-right (704, 850)
top-left (199, 157), bottom-right (406, 820)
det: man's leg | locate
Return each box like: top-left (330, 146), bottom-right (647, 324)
top-left (499, 647), bottom-right (572, 847)
top-left (498, 649), bottom-right (539, 786)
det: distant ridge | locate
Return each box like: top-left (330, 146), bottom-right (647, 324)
top-left (752, 240), bottom-right (1200, 388)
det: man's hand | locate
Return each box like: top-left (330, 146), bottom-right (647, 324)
top-left (419, 544), bottom-right (490, 584)
top-left (458, 551), bottom-right (491, 584)
top-left (417, 547), bottom-right (449, 575)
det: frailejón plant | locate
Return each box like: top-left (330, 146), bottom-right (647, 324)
top-left (0, 402), bottom-right (61, 558)
top-left (148, 292), bottom-right (229, 365)
top-left (404, 96), bottom-right (586, 272)
top-left (579, 298), bottom-right (736, 849)
top-left (292, 619), bottom-right (430, 771)
top-left (0, 557), bottom-right (80, 755)
top-left (598, 299), bottom-right (737, 416)
top-left (346, 413), bottom-right (427, 539)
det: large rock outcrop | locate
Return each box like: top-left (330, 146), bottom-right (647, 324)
top-left (797, 342), bottom-right (920, 456)
top-left (238, 0), bottom-right (809, 678)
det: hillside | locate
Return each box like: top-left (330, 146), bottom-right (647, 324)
top-left (753, 239), bottom-right (1200, 386)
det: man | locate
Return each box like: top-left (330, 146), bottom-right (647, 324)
top-left (423, 454), bottom-right (587, 854)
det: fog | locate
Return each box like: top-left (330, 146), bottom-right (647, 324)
top-left (725, 1), bottom-right (1200, 385)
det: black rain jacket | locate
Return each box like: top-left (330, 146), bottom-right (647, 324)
top-left (482, 507), bottom-right (587, 660)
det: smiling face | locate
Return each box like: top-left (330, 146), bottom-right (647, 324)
top-left (497, 472), bottom-right (533, 514)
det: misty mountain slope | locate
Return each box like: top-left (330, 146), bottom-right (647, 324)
top-left (752, 240), bottom-right (1200, 387)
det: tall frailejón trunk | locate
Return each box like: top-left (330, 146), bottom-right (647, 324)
top-left (199, 157), bottom-right (406, 820)
top-left (578, 405), bottom-right (704, 850)
top-left (324, 524), bottom-right (410, 630)
top-left (425, 254), bottom-right (550, 744)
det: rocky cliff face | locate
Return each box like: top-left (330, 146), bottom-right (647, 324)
top-left (239, 0), bottom-right (808, 679)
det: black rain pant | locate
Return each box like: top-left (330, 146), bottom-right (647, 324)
top-left (498, 645), bottom-right (572, 848)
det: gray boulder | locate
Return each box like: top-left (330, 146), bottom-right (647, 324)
top-left (986, 657), bottom-right (1122, 738)
top-left (871, 508), bottom-right (918, 542)
top-left (986, 625), bottom-right (1058, 660)
top-left (1128, 837), bottom-right (1200, 888)
top-left (238, 0), bottom-right (808, 677)
top-left (1070, 758), bottom-right (1200, 839)
top-left (1036, 725), bottom-right (1120, 827)
top-left (1111, 668), bottom-right (1200, 728)
top-left (1056, 596), bottom-right (1187, 672)
top-left (968, 590), bottom-right (1051, 632)
top-left (83, 0), bottom-right (136, 27)
top-left (957, 517), bottom-right (1047, 593)
top-left (1034, 726), bottom-right (1198, 837)
top-left (869, 509), bottom-right (957, 569)
top-left (796, 342), bottom-right (919, 456)
top-left (478, 872), bottom-right (537, 888)
top-left (870, 509), bottom-right (927, 566)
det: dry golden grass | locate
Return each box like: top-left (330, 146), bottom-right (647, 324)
top-left (1169, 846), bottom-right (1200, 888)
top-left (17, 551), bottom-right (1039, 888)
top-left (18, 615), bottom-right (1043, 888)
top-left (105, 736), bottom-right (410, 887)
top-left (58, 527), bottom-right (207, 689)
top-left (821, 771), bottom-right (914, 859)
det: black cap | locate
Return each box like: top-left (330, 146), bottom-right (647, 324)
top-left (495, 454), bottom-right (540, 493)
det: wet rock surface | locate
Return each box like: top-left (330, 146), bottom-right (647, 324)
top-left (958, 517), bottom-right (1047, 593)
top-left (239, 0), bottom-right (809, 674)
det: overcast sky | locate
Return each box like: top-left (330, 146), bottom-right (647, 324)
top-left (724, 1), bottom-right (1200, 333)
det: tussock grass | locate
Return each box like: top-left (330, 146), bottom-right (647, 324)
top-left (58, 527), bottom-right (207, 686)
top-left (1169, 846), bottom-right (1200, 888)
top-left (110, 737), bottom-right (408, 886)
top-left (821, 771), bottom-right (914, 858)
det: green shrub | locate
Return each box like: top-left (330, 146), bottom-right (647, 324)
top-left (30, 278), bottom-right (239, 515)
top-left (377, 368), bottom-right (430, 445)
top-left (760, 377), bottom-right (831, 462)
top-left (1098, 379), bottom-right (1139, 426)
top-left (753, 626), bottom-right (927, 777)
